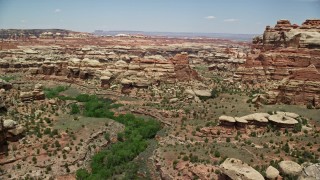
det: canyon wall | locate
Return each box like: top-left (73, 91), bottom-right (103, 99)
top-left (234, 19), bottom-right (320, 107)
top-left (0, 45), bottom-right (200, 93)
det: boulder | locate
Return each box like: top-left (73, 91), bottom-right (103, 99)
top-left (219, 115), bottom-right (236, 123)
top-left (268, 114), bottom-right (298, 126)
top-left (193, 89), bottom-right (212, 97)
top-left (69, 58), bottom-right (81, 66)
top-left (100, 70), bottom-right (113, 77)
top-left (240, 113), bottom-right (269, 124)
top-left (48, 99), bottom-right (57, 105)
top-left (194, 96), bottom-right (201, 103)
top-left (4, 119), bottom-right (17, 129)
top-left (169, 98), bottom-right (179, 103)
top-left (7, 125), bottom-right (25, 136)
top-left (121, 78), bottom-right (133, 85)
top-left (298, 163), bottom-right (320, 180)
top-left (20, 92), bottom-right (33, 98)
top-left (234, 117), bottom-right (248, 123)
top-left (265, 166), bottom-right (279, 179)
top-left (63, 146), bottom-right (71, 152)
top-left (276, 111), bottom-right (299, 118)
top-left (279, 160), bottom-right (302, 176)
top-left (298, 177), bottom-right (317, 180)
top-left (302, 126), bottom-right (313, 132)
top-left (133, 78), bottom-right (152, 87)
top-left (81, 47), bottom-right (92, 51)
top-left (35, 83), bottom-right (43, 89)
top-left (23, 49), bottom-right (38, 54)
top-left (100, 76), bottom-right (111, 81)
top-left (81, 58), bottom-right (101, 67)
top-left (115, 60), bottom-right (128, 69)
top-left (220, 158), bottom-right (265, 180)
top-left (185, 89), bottom-right (195, 96)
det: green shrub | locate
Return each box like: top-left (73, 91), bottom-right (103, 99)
top-left (183, 155), bottom-right (189, 161)
top-left (74, 94), bottom-right (161, 179)
top-left (70, 104), bottom-right (80, 114)
top-left (214, 150), bottom-right (221, 157)
top-left (44, 86), bottom-right (68, 99)
top-left (293, 123), bottom-right (302, 133)
top-left (211, 89), bottom-right (219, 99)
top-left (0, 75), bottom-right (16, 82)
top-left (104, 132), bottom-right (110, 141)
top-left (306, 103), bottom-right (313, 109)
top-left (250, 132), bottom-right (257, 137)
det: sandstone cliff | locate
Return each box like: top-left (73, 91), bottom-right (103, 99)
top-left (234, 19), bottom-right (320, 107)
top-left (0, 45), bottom-right (200, 94)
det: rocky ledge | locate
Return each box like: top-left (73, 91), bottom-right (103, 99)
top-left (234, 19), bottom-right (320, 107)
top-left (0, 46), bottom-right (200, 94)
top-left (218, 111), bottom-right (300, 128)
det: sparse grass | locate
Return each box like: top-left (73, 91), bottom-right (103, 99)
top-left (54, 114), bottom-right (112, 131)
top-left (44, 86), bottom-right (69, 99)
top-left (0, 75), bottom-right (16, 82)
top-left (60, 87), bottom-right (82, 98)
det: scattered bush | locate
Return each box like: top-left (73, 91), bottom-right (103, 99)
top-left (214, 150), bottom-right (221, 157)
top-left (104, 132), bottom-right (110, 141)
top-left (44, 86), bottom-right (68, 99)
top-left (70, 104), bottom-right (80, 114)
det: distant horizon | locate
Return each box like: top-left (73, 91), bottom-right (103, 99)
top-left (93, 29), bottom-right (259, 35)
top-left (0, 28), bottom-right (263, 35)
top-left (0, 28), bottom-right (260, 35)
top-left (0, 28), bottom-right (258, 41)
top-left (0, 0), bottom-right (319, 34)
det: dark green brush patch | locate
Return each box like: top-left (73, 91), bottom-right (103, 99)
top-left (69, 94), bottom-right (161, 179)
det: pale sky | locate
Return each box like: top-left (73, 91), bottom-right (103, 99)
top-left (0, 0), bottom-right (319, 34)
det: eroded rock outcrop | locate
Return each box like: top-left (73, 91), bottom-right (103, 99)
top-left (299, 163), bottom-right (320, 180)
top-left (1, 118), bottom-right (25, 143)
top-left (20, 83), bottom-right (45, 102)
top-left (220, 158), bottom-right (265, 180)
top-left (279, 160), bottom-right (303, 176)
top-left (234, 19), bottom-right (320, 106)
top-left (218, 111), bottom-right (301, 128)
top-left (0, 46), bottom-right (200, 94)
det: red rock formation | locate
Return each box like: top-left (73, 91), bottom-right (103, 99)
top-left (235, 19), bottom-right (320, 106)
top-left (301, 19), bottom-right (320, 29)
top-left (274, 19), bottom-right (293, 31)
top-left (170, 53), bottom-right (200, 81)
top-left (170, 53), bottom-right (189, 65)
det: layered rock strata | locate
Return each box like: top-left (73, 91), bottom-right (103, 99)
top-left (234, 19), bottom-right (320, 106)
top-left (0, 45), bottom-right (200, 93)
top-left (19, 83), bottom-right (45, 102)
